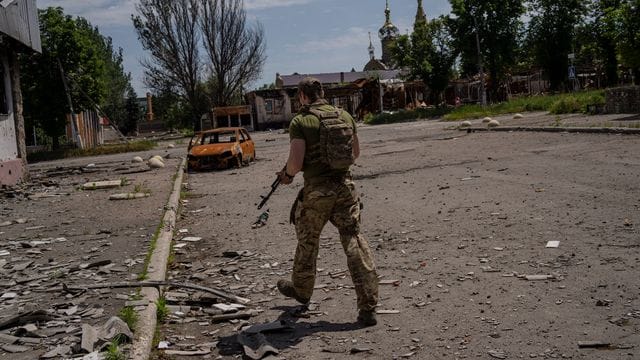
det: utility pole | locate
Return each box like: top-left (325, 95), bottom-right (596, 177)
top-left (57, 58), bottom-right (83, 149)
top-left (473, 13), bottom-right (487, 106)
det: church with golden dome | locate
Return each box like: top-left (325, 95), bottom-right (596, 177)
top-left (364, 0), bottom-right (427, 71)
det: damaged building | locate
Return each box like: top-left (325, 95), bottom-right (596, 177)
top-left (243, 0), bottom-right (420, 130)
top-left (0, 0), bottom-right (41, 186)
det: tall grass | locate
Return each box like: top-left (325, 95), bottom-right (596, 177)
top-left (364, 90), bottom-right (606, 124)
top-left (444, 90), bottom-right (605, 121)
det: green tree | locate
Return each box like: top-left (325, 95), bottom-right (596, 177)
top-left (392, 17), bottom-right (456, 106)
top-left (100, 40), bottom-right (133, 133)
top-left (20, 7), bottom-right (129, 149)
top-left (124, 88), bottom-right (141, 135)
top-left (20, 8), bottom-right (96, 148)
top-left (577, 0), bottom-right (622, 87)
top-left (616, 0), bottom-right (640, 82)
top-left (449, 0), bottom-right (525, 102)
top-left (526, 0), bottom-right (587, 91)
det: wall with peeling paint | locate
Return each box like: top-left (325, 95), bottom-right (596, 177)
top-left (0, 54), bottom-right (18, 162)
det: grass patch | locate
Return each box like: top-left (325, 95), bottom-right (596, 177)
top-left (156, 297), bottom-right (169, 323)
top-left (138, 220), bottom-right (164, 281)
top-left (134, 183), bottom-right (151, 194)
top-left (443, 90), bottom-right (605, 121)
top-left (104, 340), bottom-right (126, 360)
top-left (118, 306), bottom-right (138, 331)
top-left (27, 140), bottom-right (157, 163)
top-left (365, 107), bottom-right (449, 125)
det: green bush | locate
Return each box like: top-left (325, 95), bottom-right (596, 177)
top-left (549, 96), bottom-right (581, 114)
top-left (365, 107), bottom-right (449, 125)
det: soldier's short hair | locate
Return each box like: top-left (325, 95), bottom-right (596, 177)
top-left (298, 77), bottom-right (324, 102)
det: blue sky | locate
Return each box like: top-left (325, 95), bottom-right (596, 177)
top-left (38, 0), bottom-right (451, 95)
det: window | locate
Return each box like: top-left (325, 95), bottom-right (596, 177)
top-left (0, 60), bottom-right (8, 115)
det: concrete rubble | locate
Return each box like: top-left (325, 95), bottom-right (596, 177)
top-left (2, 114), bottom-right (639, 358)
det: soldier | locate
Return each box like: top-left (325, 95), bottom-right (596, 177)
top-left (275, 77), bottom-right (379, 326)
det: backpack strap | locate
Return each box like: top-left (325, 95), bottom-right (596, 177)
top-left (306, 107), bottom-right (342, 120)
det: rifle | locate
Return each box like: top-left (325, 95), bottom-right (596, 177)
top-left (258, 168), bottom-right (283, 209)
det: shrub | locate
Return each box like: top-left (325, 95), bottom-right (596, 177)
top-left (549, 96), bottom-right (580, 114)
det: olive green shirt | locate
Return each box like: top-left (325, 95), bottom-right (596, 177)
top-left (289, 99), bottom-right (357, 180)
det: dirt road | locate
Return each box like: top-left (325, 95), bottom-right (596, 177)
top-left (155, 114), bottom-right (640, 359)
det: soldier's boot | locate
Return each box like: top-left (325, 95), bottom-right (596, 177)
top-left (357, 309), bottom-right (377, 327)
top-left (277, 280), bottom-right (310, 305)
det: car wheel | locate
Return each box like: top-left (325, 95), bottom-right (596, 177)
top-left (251, 151), bottom-right (256, 162)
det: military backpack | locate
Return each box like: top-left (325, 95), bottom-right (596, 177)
top-left (307, 108), bottom-right (355, 170)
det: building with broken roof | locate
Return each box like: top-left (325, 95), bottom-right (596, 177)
top-left (0, 0), bottom-right (41, 186)
top-left (242, 1), bottom-right (425, 130)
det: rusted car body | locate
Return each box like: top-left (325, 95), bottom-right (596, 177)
top-left (187, 127), bottom-right (256, 171)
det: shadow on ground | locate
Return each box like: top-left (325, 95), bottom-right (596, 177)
top-left (217, 305), bottom-right (365, 357)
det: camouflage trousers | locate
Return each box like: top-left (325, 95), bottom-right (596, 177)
top-left (290, 177), bottom-right (378, 311)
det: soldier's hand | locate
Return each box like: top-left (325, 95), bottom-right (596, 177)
top-left (277, 170), bottom-right (293, 185)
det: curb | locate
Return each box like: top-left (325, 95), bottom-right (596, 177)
top-left (131, 157), bottom-right (186, 360)
top-left (460, 126), bottom-right (640, 135)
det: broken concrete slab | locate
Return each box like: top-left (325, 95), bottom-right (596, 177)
top-left (40, 345), bottom-right (72, 358)
top-left (1, 344), bottom-right (30, 353)
top-left (109, 193), bottom-right (150, 200)
top-left (82, 180), bottom-right (123, 190)
top-left (81, 323), bottom-right (98, 353)
top-left (163, 349), bottom-right (211, 356)
top-left (525, 274), bottom-right (555, 281)
top-left (577, 340), bottom-right (611, 348)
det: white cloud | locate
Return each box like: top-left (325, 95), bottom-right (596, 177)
top-left (244, 0), bottom-right (313, 10)
top-left (38, 0), bottom-right (136, 27)
top-left (286, 26), bottom-right (369, 54)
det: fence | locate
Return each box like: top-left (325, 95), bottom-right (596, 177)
top-left (65, 110), bottom-right (102, 149)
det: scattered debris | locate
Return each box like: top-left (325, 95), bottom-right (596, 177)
top-left (59, 281), bottom-right (250, 304)
top-left (252, 210), bottom-right (269, 228)
top-left (82, 180), bottom-right (123, 190)
top-left (237, 320), bottom-right (292, 359)
top-left (525, 274), bottom-right (555, 281)
top-left (546, 241), bottom-right (560, 248)
top-left (376, 309), bottom-right (400, 314)
top-left (577, 341), bottom-right (611, 349)
top-left (109, 193), bottom-right (150, 200)
top-left (488, 349), bottom-right (507, 359)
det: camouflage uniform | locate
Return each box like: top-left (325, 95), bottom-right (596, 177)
top-left (288, 100), bottom-right (379, 312)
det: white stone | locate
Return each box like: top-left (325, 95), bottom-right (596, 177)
top-left (460, 121), bottom-right (472, 128)
top-left (488, 119), bottom-right (500, 128)
top-left (482, 117), bottom-right (492, 123)
top-left (148, 158), bottom-right (165, 168)
top-left (151, 155), bottom-right (164, 162)
top-left (513, 113), bottom-right (524, 119)
top-left (167, 144), bottom-right (175, 149)
top-left (132, 156), bottom-right (144, 163)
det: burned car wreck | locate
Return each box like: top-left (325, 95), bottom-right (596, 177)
top-left (187, 127), bottom-right (256, 171)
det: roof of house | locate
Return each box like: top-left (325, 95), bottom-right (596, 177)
top-left (0, 0), bottom-right (41, 52)
top-left (279, 70), bottom-right (402, 88)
